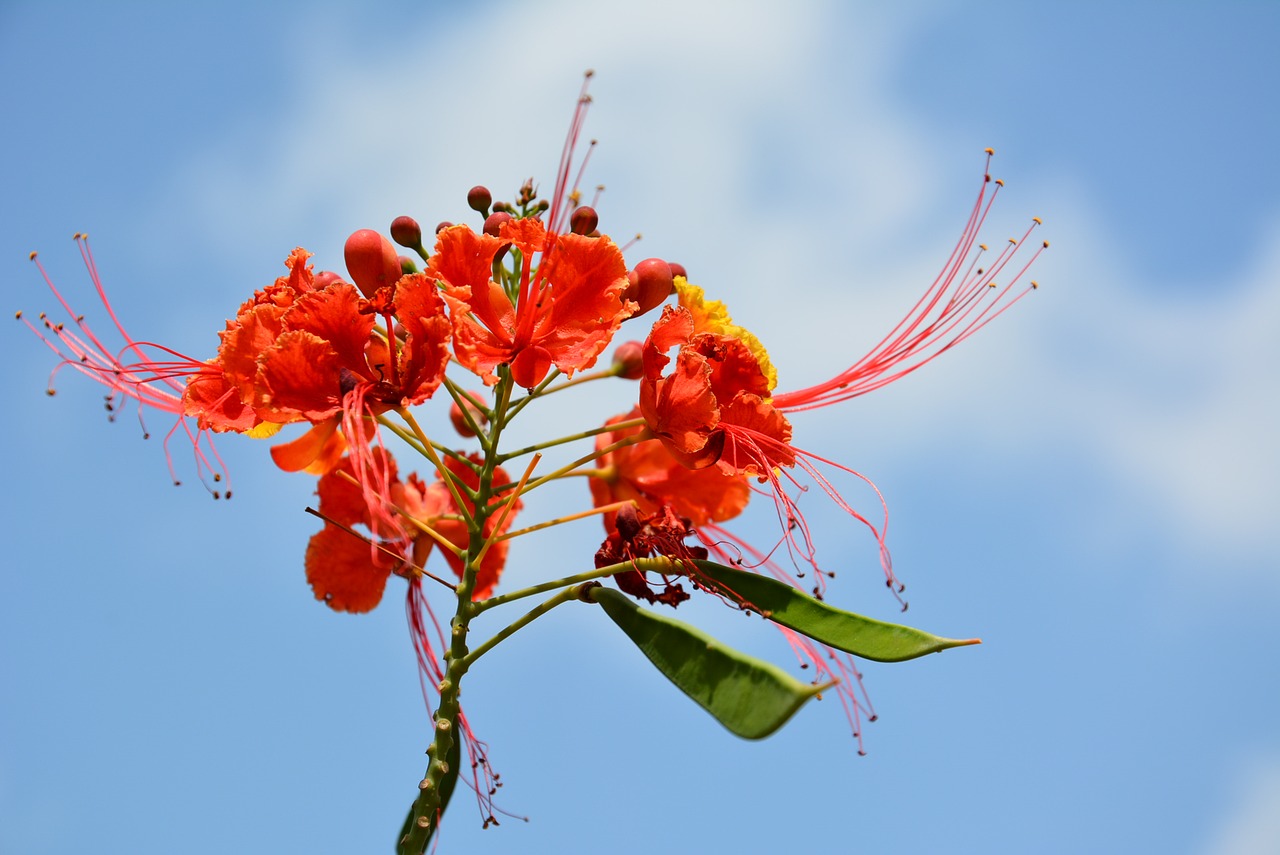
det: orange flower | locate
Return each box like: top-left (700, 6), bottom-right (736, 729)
top-left (588, 407), bottom-right (750, 529)
top-left (433, 217), bottom-right (632, 388)
top-left (304, 449), bottom-right (521, 611)
top-left (638, 300), bottom-right (793, 477)
top-left (181, 247), bottom-right (452, 478)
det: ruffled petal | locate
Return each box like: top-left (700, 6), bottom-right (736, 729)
top-left (305, 524), bottom-right (395, 613)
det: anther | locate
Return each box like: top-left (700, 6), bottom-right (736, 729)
top-left (984, 147), bottom-right (995, 155)
top-left (995, 179), bottom-right (1005, 187)
top-left (14, 311), bottom-right (21, 320)
top-left (1031, 281), bottom-right (1039, 290)
top-left (1032, 216), bottom-right (1043, 225)
top-left (29, 251), bottom-right (38, 260)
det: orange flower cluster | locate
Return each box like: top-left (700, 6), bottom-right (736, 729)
top-left (21, 76), bottom-right (1046, 842)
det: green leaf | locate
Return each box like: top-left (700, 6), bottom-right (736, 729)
top-left (396, 732), bottom-right (461, 854)
top-left (590, 586), bottom-right (827, 739)
top-left (692, 560), bottom-right (981, 663)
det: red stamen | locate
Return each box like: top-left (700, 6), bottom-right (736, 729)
top-left (774, 151), bottom-right (1046, 412)
top-left (22, 236), bottom-right (232, 493)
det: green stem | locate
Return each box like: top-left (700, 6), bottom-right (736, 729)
top-left (461, 585), bottom-right (584, 669)
top-left (494, 431), bottom-right (649, 501)
top-left (496, 417), bottom-right (646, 463)
top-left (472, 557), bottom-right (677, 615)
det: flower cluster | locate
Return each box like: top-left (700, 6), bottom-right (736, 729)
top-left (21, 76), bottom-right (1045, 851)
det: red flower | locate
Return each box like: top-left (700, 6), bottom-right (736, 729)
top-left (588, 407), bottom-right (750, 529)
top-left (305, 449), bottom-right (521, 611)
top-left (433, 216), bottom-right (632, 388)
top-left (638, 289), bottom-right (793, 477)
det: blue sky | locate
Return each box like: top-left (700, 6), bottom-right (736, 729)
top-left (3, 2), bottom-right (1278, 853)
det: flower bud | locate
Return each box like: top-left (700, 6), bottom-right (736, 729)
top-left (343, 229), bottom-right (403, 299)
top-left (612, 340), bottom-right (643, 380)
top-left (449, 391), bottom-right (489, 438)
top-left (390, 216), bottom-right (423, 250)
top-left (668, 261), bottom-right (687, 279)
top-left (483, 212), bottom-right (513, 237)
top-left (313, 270), bottom-right (345, 290)
top-left (467, 185), bottom-right (492, 216)
top-left (435, 221), bottom-right (453, 234)
top-left (570, 206), bottom-right (598, 235)
top-left (622, 258), bottom-right (674, 317)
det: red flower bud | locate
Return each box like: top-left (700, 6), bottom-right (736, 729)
top-left (668, 261), bottom-right (687, 279)
top-left (622, 258), bottom-right (674, 317)
top-left (570, 206), bottom-right (598, 236)
top-left (612, 340), bottom-right (644, 380)
top-left (343, 229), bottom-right (402, 299)
top-left (449, 390), bottom-right (489, 438)
top-left (483, 212), bottom-right (513, 238)
top-left (390, 216), bottom-right (422, 250)
top-left (313, 270), bottom-right (345, 289)
top-left (468, 185), bottom-right (492, 216)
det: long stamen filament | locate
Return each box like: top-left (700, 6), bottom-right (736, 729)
top-left (496, 499), bottom-right (635, 544)
top-left (304, 507), bottom-right (459, 591)
top-left (473, 453), bottom-right (540, 566)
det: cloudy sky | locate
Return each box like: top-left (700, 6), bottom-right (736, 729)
top-left (3, 2), bottom-right (1277, 853)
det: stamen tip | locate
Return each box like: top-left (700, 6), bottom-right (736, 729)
top-left (28, 251), bottom-right (37, 261)
top-left (984, 147), bottom-right (995, 155)
top-left (1032, 216), bottom-right (1043, 225)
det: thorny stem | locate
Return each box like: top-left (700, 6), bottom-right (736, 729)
top-left (396, 362), bottom-right (658, 851)
top-left (399, 371), bottom-right (520, 853)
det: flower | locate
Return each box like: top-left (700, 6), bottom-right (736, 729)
top-left (638, 280), bottom-right (793, 476)
top-left (306, 447), bottom-right (522, 611)
top-left (183, 247), bottom-right (452, 478)
top-left (630, 153), bottom-right (1046, 601)
top-left (433, 217), bottom-right (632, 389)
top-left (588, 407), bottom-right (750, 529)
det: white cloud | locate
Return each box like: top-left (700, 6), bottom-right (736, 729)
top-left (1201, 755), bottom-right (1280, 855)
top-left (157, 0), bottom-right (1280, 569)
